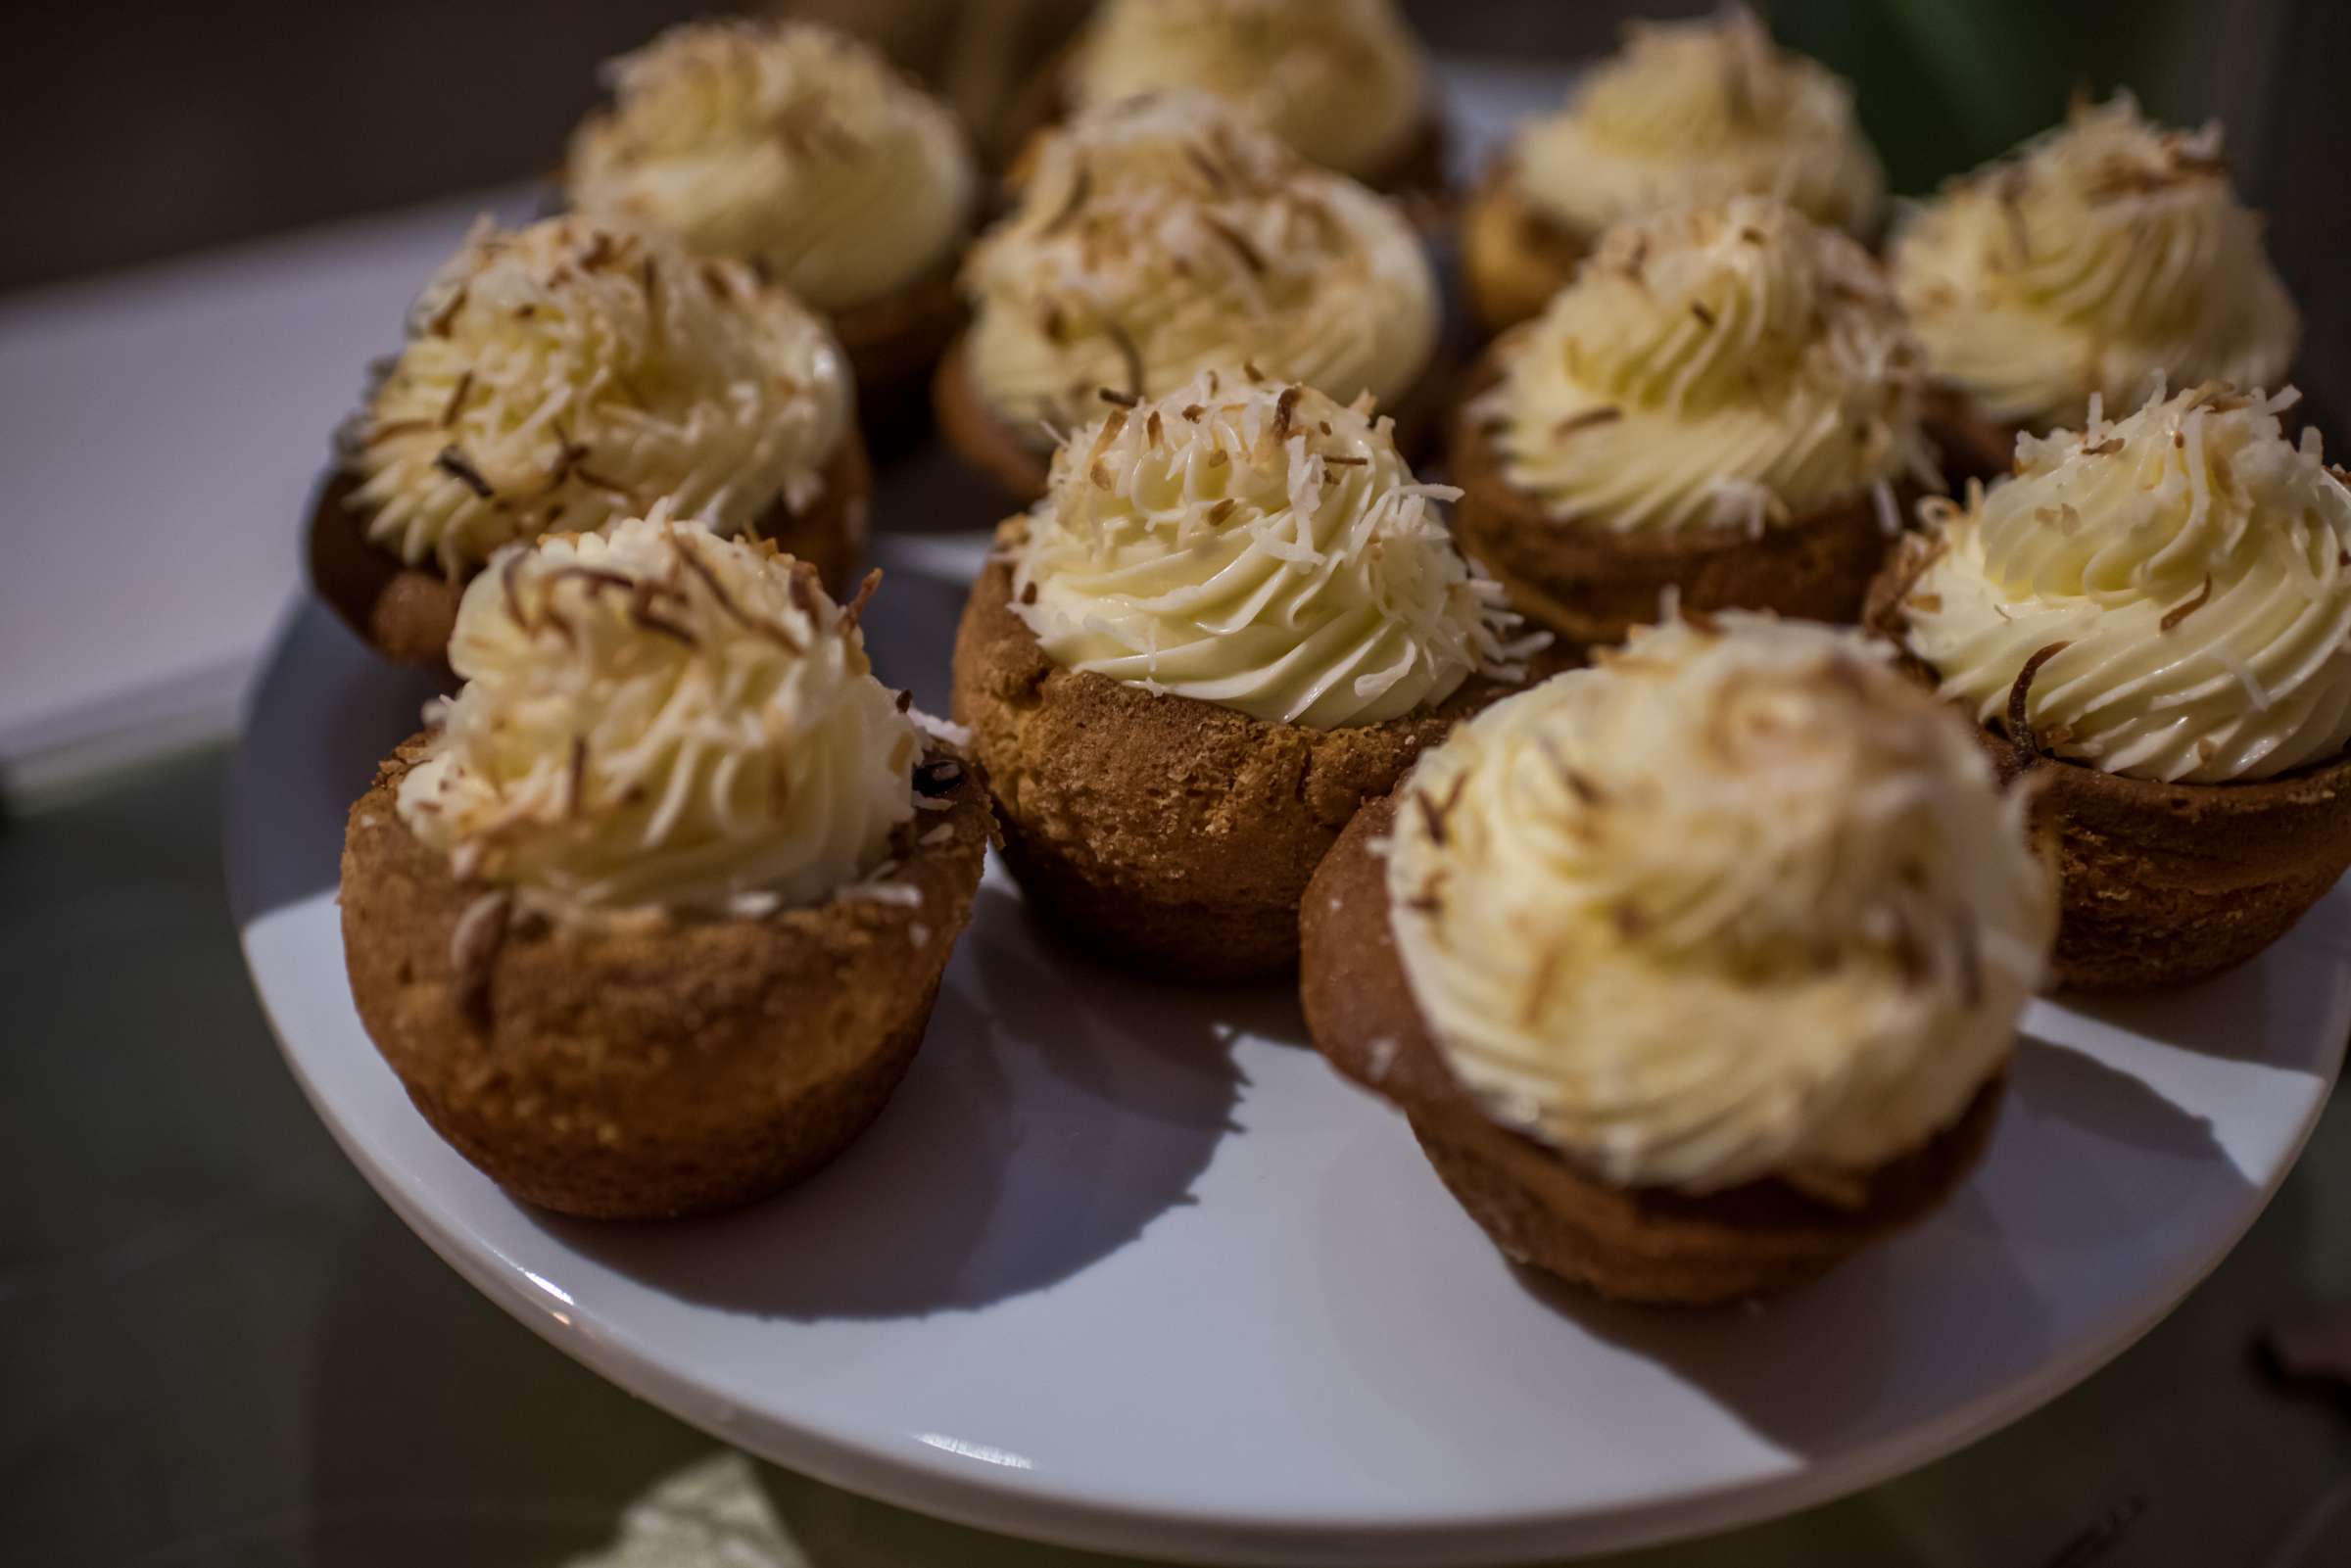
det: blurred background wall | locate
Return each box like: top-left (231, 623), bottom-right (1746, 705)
top-left (5, 0), bottom-right (2340, 415)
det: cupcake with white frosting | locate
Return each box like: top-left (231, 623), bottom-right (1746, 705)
top-left (312, 215), bottom-right (863, 668)
top-left (1035, 0), bottom-right (1443, 199)
top-left (1302, 614), bottom-right (2054, 1304)
top-left (1875, 382), bottom-right (2351, 989)
top-left (1453, 195), bottom-right (1931, 648)
top-left (951, 368), bottom-right (1540, 981)
top-left (566, 20), bottom-right (978, 432)
top-left (1463, 5), bottom-right (1882, 332)
top-left (936, 91), bottom-right (1443, 500)
top-left (340, 515), bottom-right (990, 1218)
top-left (1891, 93), bottom-right (2300, 481)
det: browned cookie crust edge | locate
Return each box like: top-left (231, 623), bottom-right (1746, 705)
top-left (1863, 553), bottom-right (2351, 991)
top-left (1300, 794), bottom-right (2006, 1305)
top-left (339, 735), bottom-right (990, 1219)
top-left (308, 433), bottom-right (873, 669)
top-left (835, 245), bottom-right (970, 453)
top-left (1921, 384), bottom-right (2024, 493)
top-left (1450, 335), bottom-right (1899, 652)
top-left (951, 544), bottom-right (1533, 983)
top-left (1460, 159), bottom-right (1591, 337)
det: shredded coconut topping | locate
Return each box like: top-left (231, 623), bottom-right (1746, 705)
top-left (347, 215), bottom-right (849, 576)
top-left (960, 91), bottom-right (1437, 441)
top-left (396, 512), bottom-right (918, 920)
top-left (1387, 614), bottom-right (2053, 1198)
top-left (1012, 370), bottom-right (1538, 727)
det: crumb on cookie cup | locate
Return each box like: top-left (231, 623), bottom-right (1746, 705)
top-left (340, 515), bottom-right (985, 1219)
top-left (564, 19), bottom-right (979, 448)
top-left (1303, 616), bottom-right (2053, 1305)
top-left (1868, 383), bottom-right (2351, 992)
top-left (951, 370), bottom-right (1546, 984)
top-left (1461, 6), bottom-right (1881, 336)
top-left (938, 91), bottom-right (1447, 506)
top-left (311, 216), bottom-right (866, 671)
top-left (1450, 196), bottom-right (1931, 653)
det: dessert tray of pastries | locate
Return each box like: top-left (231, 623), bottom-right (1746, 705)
top-left (231, 5), bottom-right (2350, 1562)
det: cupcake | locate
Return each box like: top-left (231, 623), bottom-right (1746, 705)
top-left (340, 515), bottom-right (989, 1218)
top-left (1872, 383), bottom-right (2351, 991)
top-left (311, 215), bottom-right (863, 669)
top-left (1303, 615), bottom-right (2055, 1305)
top-left (1890, 92), bottom-right (2300, 484)
top-left (952, 369), bottom-right (1539, 982)
top-left (1453, 196), bottom-right (1931, 650)
top-left (936, 91), bottom-right (1444, 502)
top-left (1033, 0), bottom-right (1444, 203)
top-left (566, 20), bottom-right (979, 438)
top-left (1463, 5), bottom-right (1881, 334)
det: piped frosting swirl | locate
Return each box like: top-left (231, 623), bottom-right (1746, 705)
top-left (348, 216), bottom-right (850, 576)
top-left (567, 20), bottom-right (977, 314)
top-left (397, 514), bottom-right (918, 919)
top-left (1898, 383), bottom-right (2351, 784)
top-left (1064, 0), bottom-right (1429, 182)
top-left (961, 91), bottom-right (1438, 442)
top-left (1513, 6), bottom-right (1882, 240)
top-left (1387, 615), bottom-right (2053, 1198)
top-left (1474, 196), bottom-right (1931, 534)
top-left (1891, 93), bottom-right (2299, 431)
top-left (1011, 370), bottom-right (1533, 727)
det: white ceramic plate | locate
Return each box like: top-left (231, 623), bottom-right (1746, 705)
top-left (229, 524), bottom-right (2351, 1566)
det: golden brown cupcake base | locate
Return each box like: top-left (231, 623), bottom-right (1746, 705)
top-left (934, 338), bottom-right (1455, 506)
top-left (340, 735), bottom-right (990, 1219)
top-left (1863, 551), bottom-right (2351, 991)
top-left (1461, 160), bottom-right (1591, 336)
top-left (308, 433), bottom-right (873, 669)
top-left (1301, 795), bottom-right (2006, 1305)
top-left (1451, 343), bottom-right (1897, 650)
top-left (952, 546), bottom-right (1546, 983)
top-left (835, 248), bottom-right (969, 457)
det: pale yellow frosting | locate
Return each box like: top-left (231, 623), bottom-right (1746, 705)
top-left (1012, 371), bottom-right (1532, 727)
top-left (1892, 93), bottom-right (2300, 432)
top-left (1065, 0), bottom-right (1428, 182)
top-left (1900, 384), bottom-right (2351, 784)
top-left (349, 217), bottom-right (851, 577)
top-left (397, 514), bottom-right (918, 919)
top-left (1514, 6), bottom-right (1881, 241)
top-left (1387, 615), bottom-right (2053, 1199)
top-left (567, 20), bottom-right (976, 314)
top-left (1475, 196), bottom-right (1931, 535)
top-left (962, 91), bottom-right (1438, 444)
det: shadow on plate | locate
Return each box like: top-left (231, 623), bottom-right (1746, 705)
top-left (1501, 1037), bottom-right (2247, 1455)
top-left (539, 882), bottom-right (1271, 1320)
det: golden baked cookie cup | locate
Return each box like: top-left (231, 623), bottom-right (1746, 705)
top-left (1451, 334), bottom-right (1897, 651)
top-left (953, 549), bottom-right (1518, 982)
top-left (1867, 545), bottom-right (2351, 993)
top-left (342, 736), bottom-right (987, 1218)
top-left (310, 434), bottom-right (871, 671)
top-left (1302, 794), bottom-right (2004, 1306)
top-left (1460, 160), bottom-right (1591, 337)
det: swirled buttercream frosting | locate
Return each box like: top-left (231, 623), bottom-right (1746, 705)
top-left (1898, 383), bottom-right (2351, 784)
top-left (1064, 0), bottom-right (1428, 182)
top-left (1891, 93), bottom-right (2299, 431)
top-left (567, 20), bottom-right (976, 314)
top-left (397, 514), bottom-right (918, 918)
top-left (1474, 196), bottom-right (1931, 535)
top-left (1386, 615), bottom-right (2053, 1199)
top-left (1512, 6), bottom-right (1881, 240)
top-left (962, 91), bottom-right (1437, 441)
top-left (1010, 370), bottom-right (1533, 727)
top-left (348, 216), bottom-right (850, 577)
